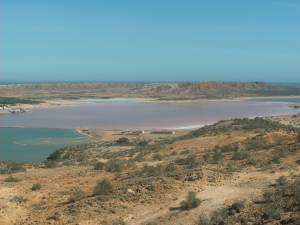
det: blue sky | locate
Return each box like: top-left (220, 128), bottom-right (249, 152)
top-left (1, 0), bottom-right (299, 82)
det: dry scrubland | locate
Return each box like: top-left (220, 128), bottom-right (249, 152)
top-left (1, 116), bottom-right (300, 225)
top-left (1, 82), bottom-right (300, 100)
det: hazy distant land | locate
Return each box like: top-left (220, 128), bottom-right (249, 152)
top-left (1, 81), bottom-right (300, 101)
top-left (1, 82), bottom-right (300, 225)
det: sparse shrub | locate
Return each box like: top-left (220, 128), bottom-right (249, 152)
top-left (116, 137), bottom-right (130, 145)
top-left (231, 150), bottom-right (248, 160)
top-left (44, 160), bottom-right (57, 168)
top-left (246, 158), bottom-right (259, 166)
top-left (263, 191), bottom-right (275, 203)
top-left (94, 161), bottom-right (105, 170)
top-left (262, 207), bottom-right (282, 220)
top-left (4, 176), bottom-right (20, 182)
top-left (152, 153), bottom-right (163, 161)
top-left (8, 162), bottom-right (26, 173)
top-left (271, 155), bottom-right (280, 164)
top-left (105, 159), bottom-right (124, 172)
top-left (0, 162), bottom-right (26, 174)
top-left (175, 154), bottom-right (200, 169)
top-left (228, 201), bottom-right (244, 215)
top-left (294, 179), bottom-right (300, 207)
top-left (180, 149), bottom-right (190, 155)
top-left (10, 195), bottom-right (26, 204)
top-left (32, 201), bottom-right (46, 210)
top-left (112, 219), bottom-right (126, 225)
top-left (47, 149), bottom-right (63, 161)
top-left (221, 144), bottom-right (238, 153)
top-left (170, 151), bottom-right (177, 156)
top-left (212, 149), bottom-right (223, 164)
top-left (93, 179), bottom-right (113, 196)
top-left (165, 163), bottom-right (176, 173)
top-left (198, 209), bottom-right (227, 225)
top-left (138, 140), bottom-right (148, 147)
top-left (134, 152), bottom-right (144, 162)
top-left (31, 183), bottom-right (41, 191)
top-left (139, 165), bottom-right (163, 177)
top-left (185, 154), bottom-right (200, 169)
top-left (198, 215), bottom-right (211, 225)
top-left (180, 192), bottom-right (201, 210)
top-left (68, 187), bottom-right (85, 202)
top-left (203, 153), bottom-right (210, 162)
top-left (297, 132), bottom-right (300, 142)
top-left (144, 222), bottom-right (158, 225)
top-left (126, 159), bottom-right (137, 169)
top-left (227, 164), bottom-right (239, 173)
top-left (277, 176), bottom-right (288, 186)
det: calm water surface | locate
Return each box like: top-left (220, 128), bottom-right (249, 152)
top-left (1, 98), bottom-right (299, 162)
top-left (0, 128), bottom-right (85, 162)
top-left (0, 98), bottom-right (299, 129)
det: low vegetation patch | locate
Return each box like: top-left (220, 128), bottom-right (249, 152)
top-left (4, 176), bottom-right (20, 182)
top-left (0, 161), bottom-right (26, 174)
top-left (93, 179), bottom-right (113, 196)
top-left (31, 183), bottom-right (42, 191)
top-left (179, 192), bottom-right (201, 210)
top-left (68, 187), bottom-right (85, 203)
top-left (115, 137), bottom-right (130, 145)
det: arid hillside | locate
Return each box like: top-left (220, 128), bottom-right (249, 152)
top-left (1, 82), bottom-right (300, 100)
top-left (1, 117), bottom-right (300, 225)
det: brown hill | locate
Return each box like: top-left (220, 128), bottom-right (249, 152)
top-left (1, 81), bottom-right (299, 100)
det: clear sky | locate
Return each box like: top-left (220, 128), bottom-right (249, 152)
top-left (1, 0), bottom-right (299, 83)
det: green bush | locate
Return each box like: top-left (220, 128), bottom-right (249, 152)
top-left (31, 183), bottom-right (41, 191)
top-left (180, 192), bottom-right (201, 210)
top-left (93, 179), bottom-right (113, 196)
